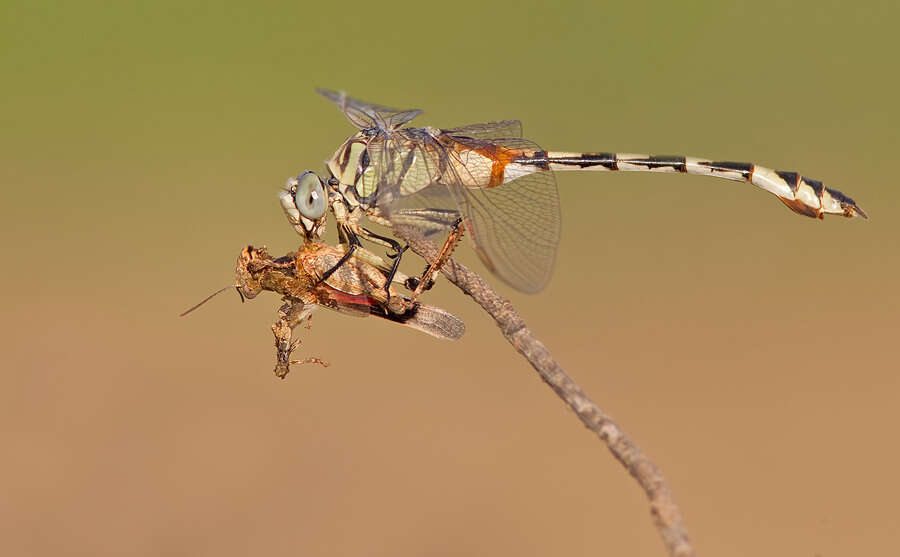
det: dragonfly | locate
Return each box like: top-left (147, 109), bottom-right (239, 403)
top-left (280, 89), bottom-right (867, 294)
top-left (234, 242), bottom-right (465, 378)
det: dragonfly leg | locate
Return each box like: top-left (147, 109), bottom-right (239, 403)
top-left (408, 218), bottom-right (464, 305)
top-left (325, 215), bottom-right (411, 285)
top-left (381, 244), bottom-right (409, 299)
top-left (316, 239), bottom-right (358, 285)
top-left (355, 226), bottom-right (413, 298)
top-left (360, 226), bottom-right (404, 256)
top-left (349, 245), bottom-right (412, 286)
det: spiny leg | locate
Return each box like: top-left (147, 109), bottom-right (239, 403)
top-left (356, 226), bottom-right (412, 299)
top-left (382, 245), bottom-right (409, 299)
top-left (348, 244), bottom-right (412, 287)
top-left (322, 218), bottom-right (412, 288)
top-left (272, 301), bottom-right (328, 379)
top-left (317, 229), bottom-right (360, 285)
top-left (361, 226), bottom-right (405, 256)
top-left (409, 217), bottom-right (465, 305)
top-left (376, 208), bottom-right (464, 293)
top-left (355, 225), bottom-right (414, 277)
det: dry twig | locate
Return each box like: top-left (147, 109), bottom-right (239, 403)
top-left (394, 224), bottom-right (695, 557)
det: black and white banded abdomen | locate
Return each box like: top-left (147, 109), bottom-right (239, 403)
top-left (509, 151), bottom-right (866, 219)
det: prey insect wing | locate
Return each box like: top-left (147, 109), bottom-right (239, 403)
top-left (235, 243), bottom-right (466, 378)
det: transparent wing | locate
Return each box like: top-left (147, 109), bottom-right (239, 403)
top-left (442, 120), bottom-right (523, 140)
top-left (368, 129), bottom-right (447, 203)
top-left (317, 88), bottom-right (423, 131)
top-left (364, 131), bottom-right (463, 245)
top-left (378, 134), bottom-right (561, 293)
top-left (384, 183), bottom-right (464, 239)
top-left (451, 162), bottom-right (560, 293)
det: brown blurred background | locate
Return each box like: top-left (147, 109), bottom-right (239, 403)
top-left (2, 1), bottom-right (898, 555)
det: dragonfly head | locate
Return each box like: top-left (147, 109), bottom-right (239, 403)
top-left (280, 171), bottom-right (328, 241)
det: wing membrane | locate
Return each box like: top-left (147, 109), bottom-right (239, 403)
top-left (317, 88), bottom-right (422, 131)
top-left (442, 120), bottom-right (523, 140)
top-left (378, 134), bottom-right (561, 293)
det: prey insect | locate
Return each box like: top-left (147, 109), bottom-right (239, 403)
top-left (281, 89), bottom-right (867, 295)
top-left (232, 242), bottom-right (465, 378)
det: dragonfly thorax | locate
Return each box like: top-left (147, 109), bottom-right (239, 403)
top-left (327, 135), bottom-right (379, 210)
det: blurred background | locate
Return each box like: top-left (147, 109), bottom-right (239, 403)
top-left (2, 1), bottom-right (898, 555)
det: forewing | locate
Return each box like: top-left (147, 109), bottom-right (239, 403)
top-left (442, 120), bottom-right (523, 140)
top-left (317, 88), bottom-right (423, 131)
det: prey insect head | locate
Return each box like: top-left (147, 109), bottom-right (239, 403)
top-left (280, 171), bottom-right (328, 241)
top-left (179, 245), bottom-right (276, 317)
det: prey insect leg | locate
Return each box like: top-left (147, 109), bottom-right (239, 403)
top-left (272, 300), bottom-right (328, 379)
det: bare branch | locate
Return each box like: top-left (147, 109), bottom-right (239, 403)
top-left (394, 224), bottom-right (695, 557)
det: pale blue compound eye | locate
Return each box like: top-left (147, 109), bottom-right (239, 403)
top-left (295, 171), bottom-right (326, 220)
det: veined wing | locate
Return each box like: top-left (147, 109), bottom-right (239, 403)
top-left (377, 133), bottom-right (561, 293)
top-left (365, 128), bottom-right (449, 203)
top-left (317, 88), bottom-right (422, 131)
top-left (451, 155), bottom-right (560, 293)
top-left (442, 120), bottom-right (523, 140)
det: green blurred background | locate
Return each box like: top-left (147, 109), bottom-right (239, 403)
top-left (3, 1), bottom-right (898, 555)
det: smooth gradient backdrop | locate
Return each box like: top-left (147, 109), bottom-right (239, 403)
top-left (3, 1), bottom-right (898, 555)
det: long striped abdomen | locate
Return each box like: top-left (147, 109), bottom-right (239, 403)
top-left (511, 151), bottom-right (866, 219)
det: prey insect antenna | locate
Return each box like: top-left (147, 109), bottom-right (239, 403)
top-left (179, 285), bottom-right (239, 317)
